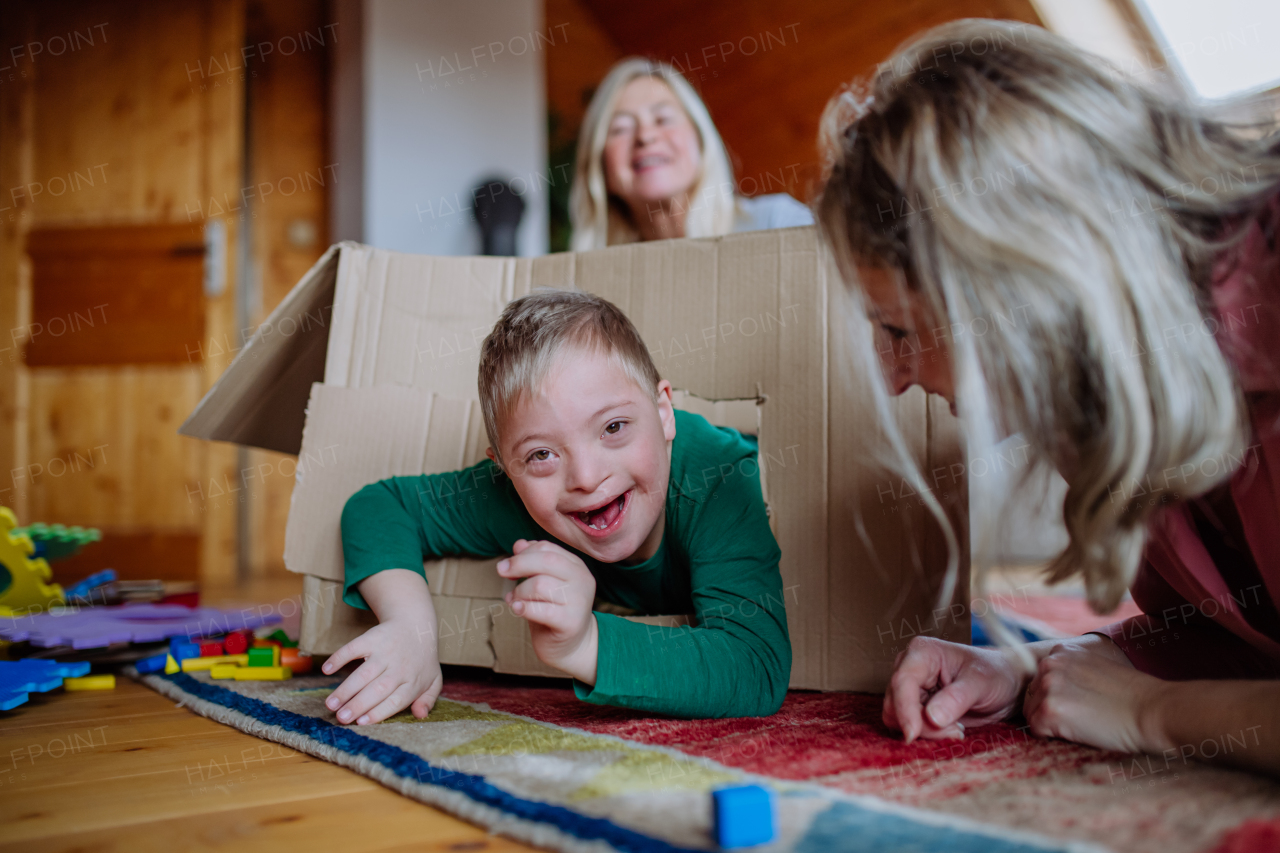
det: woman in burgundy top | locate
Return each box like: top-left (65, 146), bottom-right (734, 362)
top-left (816, 20), bottom-right (1280, 774)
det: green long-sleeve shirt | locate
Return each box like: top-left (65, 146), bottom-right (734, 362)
top-left (340, 409), bottom-right (791, 719)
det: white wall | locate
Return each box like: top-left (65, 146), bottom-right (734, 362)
top-left (337, 0), bottom-right (549, 256)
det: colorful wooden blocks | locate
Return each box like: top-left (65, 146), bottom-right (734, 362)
top-left (164, 654), bottom-right (180, 674)
top-left (712, 785), bottom-right (775, 849)
top-left (181, 654), bottom-right (249, 672)
top-left (280, 647), bottom-right (312, 675)
top-left (247, 646), bottom-right (276, 667)
top-left (170, 641), bottom-right (200, 663)
top-left (223, 630), bottom-right (250, 655)
top-left (64, 674), bottom-right (116, 691)
top-left (198, 641), bottom-right (224, 657)
top-left (135, 651), bottom-right (169, 674)
top-left (232, 666), bottom-right (291, 681)
top-left (266, 629), bottom-right (299, 648)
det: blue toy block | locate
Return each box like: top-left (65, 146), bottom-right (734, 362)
top-left (64, 568), bottom-right (117, 600)
top-left (712, 785), bottom-right (775, 849)
top-left (0, 659), bottom-right (91, 710)
top-left (135, 651), bottom-right (169, 674)
top-left (171, 642), bottom-right (200, 662)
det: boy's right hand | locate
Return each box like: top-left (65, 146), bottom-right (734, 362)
top-left (322, 617), bottom-right (443, 725)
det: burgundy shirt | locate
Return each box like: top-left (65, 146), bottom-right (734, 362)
top-left (1100, 191), bottom-right (1280, 680)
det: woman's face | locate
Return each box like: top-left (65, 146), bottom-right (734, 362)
top-left (603, 77), bottom-right (702, 215)
top-left (860, 267), bottom-right (957, 410)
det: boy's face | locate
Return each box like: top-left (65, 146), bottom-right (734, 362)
top-left (489, 346), bottom-right (676, 565)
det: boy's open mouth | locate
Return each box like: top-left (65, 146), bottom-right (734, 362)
top-left (569, 490), bottom-right (630, 537)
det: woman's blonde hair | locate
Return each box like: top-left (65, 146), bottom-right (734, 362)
top-left (570, 58), bottom-right (737, 250)
top-left (816, 19), bottom-right (1280, 619)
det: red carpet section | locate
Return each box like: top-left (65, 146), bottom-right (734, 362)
top-left (437, 593), bottom-right (1280, 853)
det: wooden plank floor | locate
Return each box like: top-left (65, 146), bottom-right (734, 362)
top-left (0, 577), bottom-right (541, 853)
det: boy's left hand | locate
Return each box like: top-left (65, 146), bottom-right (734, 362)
top-left (499, 539), bottom-right (598, 685)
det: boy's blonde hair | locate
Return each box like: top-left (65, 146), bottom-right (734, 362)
top-left (815, 19), bottom-right (1280, 619)
top-left (478, 290), bottom-right (662, 464)
top-left (569, 57), bottom-right (737, 250)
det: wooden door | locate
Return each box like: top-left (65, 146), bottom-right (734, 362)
top-left (0, 0), bottom-right (245, 583)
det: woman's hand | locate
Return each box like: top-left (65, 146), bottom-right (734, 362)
top-left (499, 539), bottom-right (599, 684)
top-left (1023, 641), bottom-right (1169, 754)
top-left (884, 636), bottom-right (1027, 742)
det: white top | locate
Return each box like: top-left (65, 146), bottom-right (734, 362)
top-left (732, 193), bottom-right (814, 233)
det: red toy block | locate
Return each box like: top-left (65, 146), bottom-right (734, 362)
top-left (223, 630), bottom-right (249, 655)
top-left (199, 641), bottom-right (224, 657)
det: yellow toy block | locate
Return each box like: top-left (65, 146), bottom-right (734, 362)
top-left (273, 645), bottom-right (280, 667)
top-left (64, 674), bottom-right (116, 691)
top-left (181, 654), bottom-right (250, 672)
top-left (164, 654), bottom-right (180, 674)
top-left (210, 664), bottom-right (240, 679)
top-left (232, 665), bottom-right (291, 681)
top-left (0, 508), bottom-right (63, 615)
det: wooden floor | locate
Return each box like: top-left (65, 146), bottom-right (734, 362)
top-left (0, 577), bottom-right (541, 853)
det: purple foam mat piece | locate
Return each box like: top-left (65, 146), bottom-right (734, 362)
top-left (0, 603), bottom-right (282, 650)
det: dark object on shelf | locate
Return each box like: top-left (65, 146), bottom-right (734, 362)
top-left (472, 176), bottom-right (526, 256)
top-left (69, 579), bottom-right (167, 606)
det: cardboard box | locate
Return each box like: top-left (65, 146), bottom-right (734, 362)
top-left (181, 226), bottom-right (968, 691)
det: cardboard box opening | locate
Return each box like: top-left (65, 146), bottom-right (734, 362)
top-left (181, 227), bottom-right (969, 690)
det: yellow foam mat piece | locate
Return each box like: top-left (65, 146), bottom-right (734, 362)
top-left (0, 507), bottom-right (63, 614)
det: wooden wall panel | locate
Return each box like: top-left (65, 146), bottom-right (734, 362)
top-left (51, 532), bottom-right (201, 583)
top-left (544, 0), bottom-right (622, 149)
top-left (576, 0), bottom-right (1043, 201)
top-left (25, 224), bottom-right (206, 366)
top-left (197, 0), bottom-right (248, 586)
top-left (3, 0), bottom-right (245, 584)
top-left (29, 2), bottom-right (208, 223)
top-left (26, 367), bottom-right (203, 528)
top-left (243, 0), bottom-right (334, 577)
top-left (0, 6), bottom-right (35, 523)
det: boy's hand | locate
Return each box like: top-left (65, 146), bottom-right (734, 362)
top-left (499, 539), bottom-right (599, 685)
top-left (321, 616), bottom-right (443, 725)
top-left (321, 570), bottom-right (441, 726)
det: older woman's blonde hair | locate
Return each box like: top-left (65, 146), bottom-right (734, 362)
top-left (816, 19), bottom-right (1280, 625)
top-left (570, 58), bottom-right (737, 250)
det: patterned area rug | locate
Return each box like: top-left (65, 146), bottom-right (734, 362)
top-left (135, 668), bottom-right (1110, 853)
top-left (132, 666), bottom-right (1280, 853)
top-left (441, 673), bottom-right (1280, 853)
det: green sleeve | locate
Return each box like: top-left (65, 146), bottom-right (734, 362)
top-left (574, 451), bottom-right (791, 718)
top-left (339, 460), bottom-right (537, 610)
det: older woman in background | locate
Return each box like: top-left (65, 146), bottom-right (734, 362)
top-left (570, 58), bottom-right (811, 250)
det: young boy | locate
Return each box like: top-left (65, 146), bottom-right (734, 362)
top-left (323, 290), bottom-right (790, 723)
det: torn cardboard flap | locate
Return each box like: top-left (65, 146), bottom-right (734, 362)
top-left (187, 226), bottom-right (968, 691)
top-left (283, 382), bottom-right (495, 588)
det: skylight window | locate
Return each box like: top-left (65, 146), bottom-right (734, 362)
top-left (1133, 0), bottom-right (1280, 99)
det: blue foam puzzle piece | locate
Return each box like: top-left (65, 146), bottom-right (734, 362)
top-left (135, 651), bottom-right (169, 673)
top-left (713, 784), bottom-right (775, 848)
top-left (0, 659), bottom-right (91, 710)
